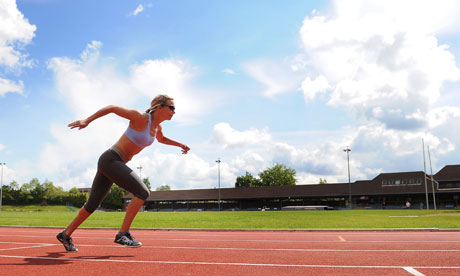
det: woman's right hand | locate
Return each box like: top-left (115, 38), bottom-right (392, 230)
top-left (68, 119), bottom-right (89, 130)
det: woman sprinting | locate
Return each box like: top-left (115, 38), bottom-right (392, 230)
top-left (57, 94), bottom-right (190, 252)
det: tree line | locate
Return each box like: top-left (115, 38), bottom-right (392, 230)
top-left (1, 178), bottom-right (125, 209)
top-left (1, 176), bottom-right (171, 210)
top-left (1, 178), bottom-right (87, 207)
top-left (235, 163), bottom-right (296, 187)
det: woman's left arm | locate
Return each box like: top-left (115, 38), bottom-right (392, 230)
top-left (156, 126), bottom-right (190, 154)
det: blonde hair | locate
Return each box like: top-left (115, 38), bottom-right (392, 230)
top-left (145, 94), bottom-right (174, 114)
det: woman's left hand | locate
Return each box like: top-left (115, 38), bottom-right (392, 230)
top-left (180, 144), bottom-right (190, 155)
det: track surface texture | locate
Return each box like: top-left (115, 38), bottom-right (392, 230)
top-left (1, 227), bottom-right (460, 275)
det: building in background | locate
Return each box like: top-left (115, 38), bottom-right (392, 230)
top-left (121, 164), bottom-right (460, 211)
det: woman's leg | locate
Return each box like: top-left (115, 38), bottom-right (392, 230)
top-left (65, 171), bottom-right (113, 235)
top-left (98, 153), bottom-right (150, 233)
top-left (57, 168), bottom-right (113, 252)
top-left (120, 196), bottom-right (145, 232)
top-left (97, 149), bottom-right (150, 246)
top-left (65, 207), bottom-right (91, 236)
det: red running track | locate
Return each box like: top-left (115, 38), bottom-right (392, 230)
top-left (1, 227), bottom-right (460, 275)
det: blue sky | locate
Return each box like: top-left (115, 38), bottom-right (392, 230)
top-left (1, 0), bottom-right (460, 190)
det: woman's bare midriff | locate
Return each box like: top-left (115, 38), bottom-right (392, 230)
top-left (113, 134), bottom-right (143, 162)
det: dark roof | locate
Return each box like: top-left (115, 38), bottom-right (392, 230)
top-left (123, 165), bottom-right (460, 201)
top-left (129, 175), bottom-right (428, 202)
top-left (435, 165), bottom-right (460, 181)
top-left (136, 183), bottom-right (352, 202)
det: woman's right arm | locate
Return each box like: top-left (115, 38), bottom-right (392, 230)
top-left (68, 105), bottom-right (144, 130)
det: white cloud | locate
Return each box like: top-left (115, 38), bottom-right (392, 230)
top-left (243, 58), bottom-right (305, 98)
top-left (129, 151), bottom-right (220, 190)
top-left (292, 0), bottom-right (460, 176)
top-left (0, 0), bottom-right (36, 97)
top-left (353, 124), bottom-right (436, 156)
top-left (0, 78), bottom-right (23, 96)
top-left (211, 122), bottom-right (271, 149)
top-left (221, 68), bottom-right (236, 75)
top-left (301, 75), bottom-right (330, 102)
top-left (270, 141), bottom-right (355, 180)
top-left (299, 0), bottom-right (460, 129)
top-left (129, 59), bottom-right (218, 123)
top-left (349, 121), bottom-right (458, 174)
top-left (132, 5), bottom-right (144, 16)
top-left (427, 106), bottom-right (460, 128)
top-left (0, 143), bottom-right (4, 151)
top-left (0, 163), bottom-right (23, 187)
top-left (0, 0), bottom-right (36, 67)
top-left (80, 40), bottom-right (102, 61)
top-left (231, 151), bottom-right (267, 175)
top-left (48, 41), bottom-right (136, 117)
top-left (249, 121), bottom-right (457, 183)
top-left (128, 3), bottom-right (152, 17)
top-left (48, 41), bottom-right (212, 122)
top-left (208, 123), bottom-right (373, 184)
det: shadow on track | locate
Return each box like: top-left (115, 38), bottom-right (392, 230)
top-left (1, 251), bottom-right (134, 266)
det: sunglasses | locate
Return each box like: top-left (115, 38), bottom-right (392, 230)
top-left (166, 105), bottom-right (175, 111)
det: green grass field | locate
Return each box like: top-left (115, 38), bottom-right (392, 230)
top-left (1, 205), bottom-right (77, 212)
top-left (1, 205), bottom-right (460, 229)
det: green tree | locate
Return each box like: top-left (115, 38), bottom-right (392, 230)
top-left (43, 180), bottom-right (66, 204)
top-left (19, 180), bottom-right (35, 203)
top-left (101, 185), bottom-right (126, 210)
top-left (8, 180), bottom-right (20, 190)
top-left (235, 172), bottom-right (262, 188)
top-left (143, 177), bottom-right (152, 191)
top-left (30, 178), bottom-right (45, 204)
top-left (2, 181), bottom-right (20, 204)
top-left (156, 185), bottom-right (171, 191)
top-left (259, 163), bottom-right (296, 186)
top-left (319, 178), bottom-right (328, 184)
top-left (67, 187), bottom-right (87, 207)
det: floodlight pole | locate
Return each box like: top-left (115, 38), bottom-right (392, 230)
top-left (216, 158), bottom-right (221, 211)
top-left (0, 163), bottom-right (5, 212)
top-left (344, 147), bottom-right (352, 209)
top-left (422, 139), bottom-right (429, 209)
top-left (137, 166), bottom-right (142, 180)
top-left (428, 146), bottom-right (437, 210)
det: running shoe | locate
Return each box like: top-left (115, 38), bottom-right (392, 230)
top-left (114, 232), bottom-right (142, 247)
top-left (56, 230), bottom-right (78, 252)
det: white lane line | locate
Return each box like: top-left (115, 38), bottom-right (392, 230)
top-left (78, 244), bottom-right (460, 253)
top-left (403, 267), bottom-right (426, 276)
top-left (0, 241), bottom-right (52, 245)
top-left (143, 246), bottom-right (460, 252)
top-left (0, 254), bottom-right (459, 270)
top-left (2, 241), bottom-right (460, 253)
top-left (3, 234), bottom-right (460, 243)
top-left (0, 244), bottom-right (56, 252)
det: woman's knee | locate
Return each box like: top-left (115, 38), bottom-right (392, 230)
top-left (83, 202), bottom-right (97, 214)
top-left (138, 188), bottom-right (150, 201)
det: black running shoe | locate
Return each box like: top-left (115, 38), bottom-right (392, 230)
top-left (56, 231), bottom-right (78, 252)
top-left (114, 232), bottom-right (142, 247)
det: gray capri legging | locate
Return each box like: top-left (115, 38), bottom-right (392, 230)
top-left (84, 148), bottom-right (150, 213)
